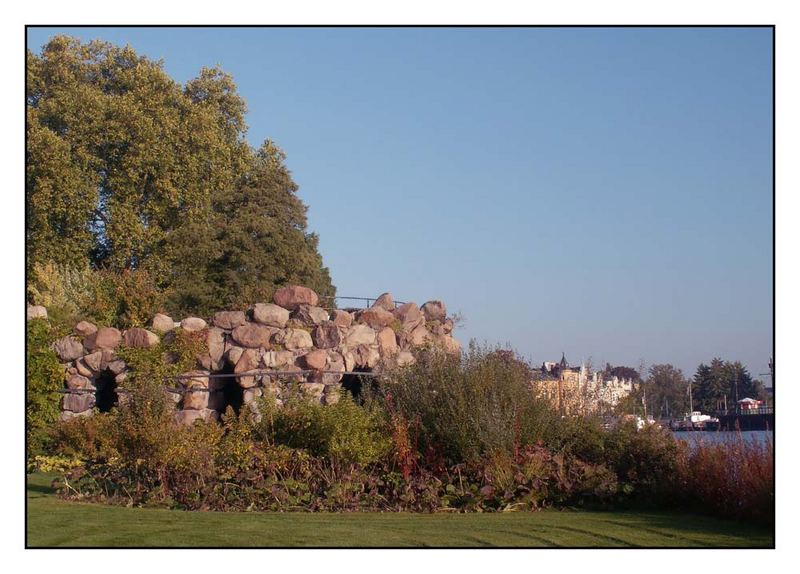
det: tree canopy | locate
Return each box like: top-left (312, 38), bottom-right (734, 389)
top-left (27, 36), bottom-right (334, 319)
top-left (692, 359), bottom-right (764, 413)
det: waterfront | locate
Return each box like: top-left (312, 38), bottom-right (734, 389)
top-left (672, 430), bottom-right (773, 447)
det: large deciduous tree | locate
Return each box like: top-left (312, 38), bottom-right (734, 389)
top-left (27, 36), bottom-right (335, 318)
top-left (642, 364), bottom-right (689, 418)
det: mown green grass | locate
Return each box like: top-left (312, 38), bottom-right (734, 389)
top-left (26, 473), bottom-right (773, 548)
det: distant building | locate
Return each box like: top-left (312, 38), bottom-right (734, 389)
top-left (532, 353), bottom-right (634, 415)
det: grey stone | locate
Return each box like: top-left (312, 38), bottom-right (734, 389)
top-left (421, 300), bottom-right (447, 322)
top-left (27, 305), bottom-right (48, 321)
top-left (63, 392), bottom-right (96, 412)
top-left (231, 323), bottom-right (276, 348)
top-left (212, 310), bottom-right (247, 330)
top-left (183, 389), bottom-right (209, 410)
top-left (311, 322), bottom-right (342, 349)
top-left (123, 327), bottom-right (160, 349)
top-left (151, 313), bottom-right (175, 333)
top-left (357, 307), bottom-right (395, 329)
top-left (66, 374), bottom-right (94, 390)
top-left (83, 351), bottom-right (104, 372)
top-left (393, 302), bottom-right (425, 332)
top-left (291, 304), bottom-right (330, 326)
top-left (52, 336), bottom-right (85, 361)
top-left (277, 328), bottom-right (313, 351)
top-left (180, 317), bottom-right (207, 332)
top-left (331, 309), bottom-right (353, 328)
top-left (84, 327), bottom-right (121, 351)
top-left (372, 292), bottom-right (395, 311)
top-left (107, 360), bottom-right (127, 375)
top-left (74, 321), bottom-right (97, 337)
top-left (345, 324), bottom-right (376, 347)
top-left (252, 303), bottom-right (290, 328)
top-left (377, 327), bottom-right (399, 356)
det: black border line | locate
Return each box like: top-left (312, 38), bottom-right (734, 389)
top-left (23, 24), bottom-right (777, 551)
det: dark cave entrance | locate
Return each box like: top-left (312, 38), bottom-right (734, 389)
top-left (209, 360), bottom-right (243, 417)
top-left (95, 369), bottom-right (118, 412)
top-left (340, 367), bottom-right (375, 401)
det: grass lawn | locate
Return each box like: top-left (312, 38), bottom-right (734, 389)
top-left (26, 473), bottom-right (773, 548)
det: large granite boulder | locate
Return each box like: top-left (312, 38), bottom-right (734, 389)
top-left (330, 309), bottom-right (353, 328)
top-left (231, 324), bottom-right (276, 349)
top-left (291, 304), bottom-right (330, 326)
top-left (252, 303), bottom-right (290, 328)
top-left (66, 374), bottom-right (94, 390)
top-left (276, 328), bottom-right (313, 351)
top-left (174, 409), bottom-right (217, 426)
top-left (302, 349), bottom-right (328, 370)
top-left (353, 345), bottom-right (381, 369)
top-left (372, 292), bottom-right (395, 311)
top-left (82, 351), bottom-right (104, 372)
top-left (273, 285), bottom-right (319, 310)
top-left (53, 336), bottom-right (85, 361)
top-left (212, 310), bottom-right (247, 330)
top-left (393, 302), bottom-right (425, 331)
top-left (27, 305), bottom-right (48, 321)
top-left (358, 307), bottom-right (395, 329)
top-left (123, 328), bottom-right (160, 349)
top-left (63, 393), bottom-right (96, 413)
top-left (421, 300), bottom-right (447, 323)
top-left (180, 317), bottom-right (207, 332)
top-left (151, 313), bottom-right (175, 333)
top-left (84, 327), bottom-right (122, 351)
top-left (345, 324), bottom-right (376, 347)
top-left (311, 322), bottom-right (342, 349)
top-left (377, 327), bottom-right (398, 356)
top-left (74, 321), bottom-right (97, 337)
top-left (183, 390), bottom-right (209, 410)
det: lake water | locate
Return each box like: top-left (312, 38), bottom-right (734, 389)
top-left (671, 430), bottom-right (774, 448)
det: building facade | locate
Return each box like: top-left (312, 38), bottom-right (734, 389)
top-left (532, 354), bottom-right (634, 415)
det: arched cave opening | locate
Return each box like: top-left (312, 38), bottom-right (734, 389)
top-left (209, 360), bottom-right (243, 417)
top-left (340, 367), bottom-right (376, 401)
top-left (95, 369), bottom-right (118, 413)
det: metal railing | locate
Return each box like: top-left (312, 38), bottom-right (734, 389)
top-left (716, 406), bottom-right (774, 416)
top-left (317, 295), bottom-right (407, 311)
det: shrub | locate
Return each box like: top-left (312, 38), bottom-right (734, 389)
top-left (603, 420), bottom-right (681, 503)
top-left (547, 415), bottom-right (608, 464)
top-left (674, 433), bottom-right (773, 524)
top-left (82, 268), bottom-right (164, 329)
top-left (255, 390), bottom-right (391, 468)
top-left (26, 318), bottom-right (64, 457)
top-left (26, 261), bottom-right (93, 329)
top-left (117, 328), bottom-right (207, 384)
top-left (379, 343), bottom-right (560, 465)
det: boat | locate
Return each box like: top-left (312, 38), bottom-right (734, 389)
top-left (669, 411), bottom-right (720, 431)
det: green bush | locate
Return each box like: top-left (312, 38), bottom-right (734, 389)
top-left (26, 318), bottom-right (64, 457)
top-left (379, 343), bottom-right (560, 465)
top-left (256, 390), bottom-right (391, 468)
top-left (117, 328), bottom-right (207, 384)
top-left (603, 419), bottom-right (681, 503)
top-left (81, 268), bottom-right (164, 329)
top-left (27, 261), bottom-right (165, 330)
top-left (547, 415), bottom-right (608, 464)
top-left (26, 261), bottom-right (93, 331)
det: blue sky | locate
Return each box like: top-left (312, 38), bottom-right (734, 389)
top-left (27, 27), bottom-right (773, 380)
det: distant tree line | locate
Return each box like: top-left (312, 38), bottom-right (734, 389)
top-left (27, 36), bottom-right (335, 324)
top-left (610, 359), bottom-right (765, 418)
